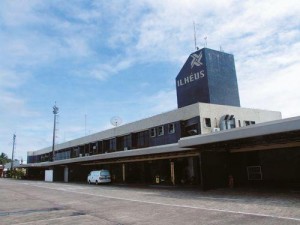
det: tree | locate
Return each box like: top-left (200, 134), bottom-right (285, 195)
top-left (0, 152), bottom-right (11, 165)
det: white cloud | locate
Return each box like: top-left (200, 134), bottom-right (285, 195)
top-left (140, 89), bottom-right (177, 117)
top-left (240, 59), bottom-right (300, 118)
top-left (0, 0), bottom-right (300, 161)
top-left (76, 57), bottom-right (134, 80)
top-left (0, 0), bottom-right (42, 27)
top-left (0, 69), bottom-right (29, 88)
top-left (0, 69), bottom-right (38, 117)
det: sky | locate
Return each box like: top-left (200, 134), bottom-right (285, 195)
top-left (1, 0), bottom-right (300, 163)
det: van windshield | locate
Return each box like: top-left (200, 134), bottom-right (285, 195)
top-left (100, 171), bottom-right (110, 176)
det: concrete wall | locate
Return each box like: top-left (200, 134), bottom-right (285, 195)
top-left (28, 102), bottom-right (281, 158)
top-left (28, 103), bottom-right (201, 156)
top-left (229, 147), bottom-right (300, 187)
top-left (199, 103), bottom-right (282, 134)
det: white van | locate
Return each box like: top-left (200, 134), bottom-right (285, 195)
top-left (87, 170), bottom-right (111, 184)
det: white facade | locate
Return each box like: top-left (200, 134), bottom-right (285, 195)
top-left (28, 102), bottom-right (281, 157)
top-left (198, 103), bottom-right (282, 134)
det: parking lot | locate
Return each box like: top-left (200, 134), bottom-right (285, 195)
top-left (0, 179), bottom-right (300, 224)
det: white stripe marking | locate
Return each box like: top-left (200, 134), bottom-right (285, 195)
top-left (14, 214), bottom-right (88, 225)
top-left (23, 183), bottom-right (300, 222)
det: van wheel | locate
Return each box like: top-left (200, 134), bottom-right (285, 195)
top-left (88, 180), bottom-right (91, 184)
top-left (95, 180), bottom-right (98, 185)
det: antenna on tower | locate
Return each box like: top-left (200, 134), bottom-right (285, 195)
top-left (204, 36), bottom-right (207, 47)
top-left (193, 21), bottom-right (197, 50)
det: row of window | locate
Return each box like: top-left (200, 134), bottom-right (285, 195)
top-left (203, 118), bottom-right (256, 128)
top-left (28, 123), bottom-right (178, 163)
top-left (150, 123), bottom-right (175, 138)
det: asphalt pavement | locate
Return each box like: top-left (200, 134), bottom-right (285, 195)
top-left (0, 179), bottom-right (300, 225)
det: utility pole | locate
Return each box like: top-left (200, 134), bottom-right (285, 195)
top-left (11, 134), bottom-right (16, 171)
top-left (52, 103), bottom-right (59, 161)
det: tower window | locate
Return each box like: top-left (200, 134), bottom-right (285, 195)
top-left (244, 121), bottom-right (255, 126)
top-left (204, 118), bottom-right (211, 127)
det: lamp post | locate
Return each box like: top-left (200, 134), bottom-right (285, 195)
top-left (52, 103), bottom-right (59, 161)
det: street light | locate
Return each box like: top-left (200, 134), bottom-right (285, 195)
top-left (52, 103), bottom-right (59, 161)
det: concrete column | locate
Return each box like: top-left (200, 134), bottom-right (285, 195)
top-left (64, 166), bottom-right (68, 183)
top-left (170, 161), bottom-right (175, 185)
top-left (188, 157), bottom-right (195, 180)
top-left (122, 163), bottom-right (126, 182)
top-left (199, 153), bottom-right (205, 190)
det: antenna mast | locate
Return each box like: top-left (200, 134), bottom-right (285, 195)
top-left (193, 21), bottom-right (197, 50)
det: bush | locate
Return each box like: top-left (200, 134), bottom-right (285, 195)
top-left (7, 169), bottom-right (26, 179)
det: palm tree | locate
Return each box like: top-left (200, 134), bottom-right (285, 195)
top-left (0, 152), bottom-right (11, 165)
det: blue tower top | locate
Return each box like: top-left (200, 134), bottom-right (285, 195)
top-left (176, 48), bottom-right (240, 108)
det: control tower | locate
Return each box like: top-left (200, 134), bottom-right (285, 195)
top-left (176, 48), bottom-right (240, 108)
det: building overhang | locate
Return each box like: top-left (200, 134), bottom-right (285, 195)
top-left (179, 116), bottom-right (300, 152)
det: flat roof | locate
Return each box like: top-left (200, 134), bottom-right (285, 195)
top-left (179, 116), bottom-right (300, 148)
top-left (21, 116), bottom-right (300, 169)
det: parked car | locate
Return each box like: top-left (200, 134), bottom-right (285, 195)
top-left (87, 170), bottom-right (111, 184)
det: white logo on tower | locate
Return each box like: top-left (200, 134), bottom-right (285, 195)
top-left (177, 50), bottom-right (205, 88)
top-left (190, 51), bottom-right (203, 68)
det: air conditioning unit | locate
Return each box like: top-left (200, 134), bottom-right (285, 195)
top-left (212, 128), bottom-right (220, 132)
top-left (79, 154), bottom-right (82, 157)
top-left (187, 129), bottom-right (198, 135)
top-left (85, 153), bottom-right (89, 156)
top-left (124, 147), bottom-right (128, 151)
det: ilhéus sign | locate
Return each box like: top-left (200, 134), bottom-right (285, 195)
top-left (176, 50), bottom-right (205, 88)
top-left (176, 48), bottom-right (210, 108)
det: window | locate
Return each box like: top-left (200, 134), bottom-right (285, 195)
top-left (138, 130), bottom-right (149, 147)
top-left (150, 128), bottom-right (156, 137)
top-left (73, 147), bottom-right (79, 157)
top-left (168, 123), bottom-right (175, 134)
top-left (92, 143), bottom-right (97, 154)
top-left (247, 166), bottom-right (262, 180)
top-left (158, 126), bottom-right (164, 136)
top-left (123, 135), bottom-right (131, 149)
top-left (244, 120), bottom-right (255, 126)
top-left (185, 124), bottom-right (198, 136)
top-left (89, 144), bottom-right (93, 154)
top-left (204, 118), bottom-right (211, 127)
top-left (109, 138), bottom-right (116, 151)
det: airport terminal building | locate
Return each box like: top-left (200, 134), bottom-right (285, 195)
top-left (24, 48), bottom-right (300, 190)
